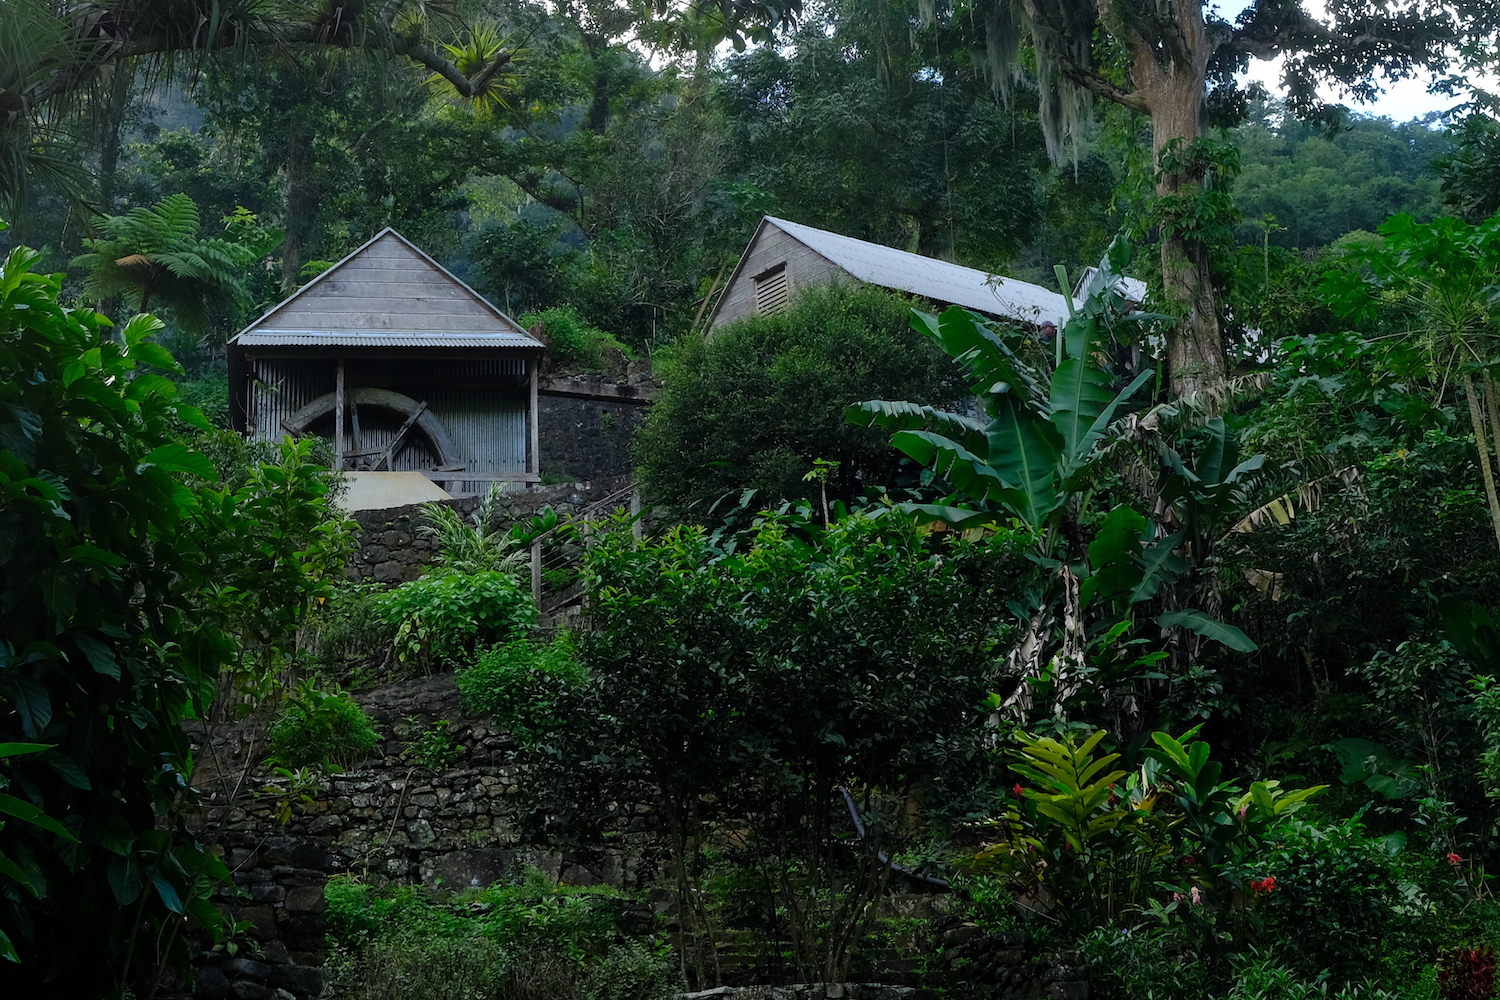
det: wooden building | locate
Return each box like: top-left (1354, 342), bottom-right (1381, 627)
top-left (228, 229), bottom-right (545, 497)
top-left (707, 216), bottom-right (1074, 333)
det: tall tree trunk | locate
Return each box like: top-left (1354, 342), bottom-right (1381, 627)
top-left (1462, 372), bottom-right (1500, 551)
top-left (1125, 8), bottom-right (1230, 401)
top-left (97, 58), bottom-right (133, 212)
top-left (280, 118), bottom-right (315, 292)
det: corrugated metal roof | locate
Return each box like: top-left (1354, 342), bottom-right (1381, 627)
top-left (235, 331), bottom-right (539, 348)
top-left (1072, 266), bottom-right (1149, 305)
top-left (232, 228), bottom-right (544, 350)
top-left (764, 217), bottom-right (1074, 327)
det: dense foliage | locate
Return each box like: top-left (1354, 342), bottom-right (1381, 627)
top-left (636, 282), bottom-right (963, 516)
top-left (7, 0), bottom-right (1500, 990)
top-left (324, 868), bottom-right (681, 1000)
top-left (267, 688), bottom-right (382, 770)
top-left (0, 230), bottom-right (346, 991)
top-left (472, 507), bottom-right (1028, 982)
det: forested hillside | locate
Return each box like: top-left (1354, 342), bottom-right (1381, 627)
top-left (7, 0), bottom-right (1500, 996)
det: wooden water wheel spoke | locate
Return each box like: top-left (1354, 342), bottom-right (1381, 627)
top-left (283, 387), bottom-right (459, 473)
top-left (372, 400), bottom-right (428, 471)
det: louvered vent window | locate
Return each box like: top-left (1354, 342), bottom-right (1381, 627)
top-left (754, 265), bottom-right (790, 316)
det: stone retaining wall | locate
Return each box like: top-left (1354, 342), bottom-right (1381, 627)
top-left (183, 673), bottom-right (657, 1000)
top-left (183, 673), bottom-right (1087, 1000)
top-left (538, 394), bottom-right (648, 483)
top-left (343, 478), bottom-right (631, 584)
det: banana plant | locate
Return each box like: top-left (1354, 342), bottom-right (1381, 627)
top-left (848, 239), bottom-right (1155, 536)
top-left (849, 238), bottom-right (1258, 670)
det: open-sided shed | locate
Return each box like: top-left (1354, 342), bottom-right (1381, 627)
top-left (228, 228), bottom-right (545, 496)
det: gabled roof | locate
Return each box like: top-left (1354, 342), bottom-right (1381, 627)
top-left (749, 216), bottom-right (1074, 328)
top-left (232, 228), bottom-right (543, 350)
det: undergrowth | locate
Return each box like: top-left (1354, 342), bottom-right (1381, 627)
top-left (323, 867), bottom-right (681, 1000)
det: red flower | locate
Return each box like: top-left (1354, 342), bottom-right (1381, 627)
top-left (1014, 783), bottom-right (1025, 797)
top-left (1448, 852), bottom-right (1464, 865)
top-left (1249, 876), bottom-right (1277, 894)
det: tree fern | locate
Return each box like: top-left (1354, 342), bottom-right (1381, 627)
top-left (71, 195), bottom-right (281, 334)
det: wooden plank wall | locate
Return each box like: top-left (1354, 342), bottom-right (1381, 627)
top-left (709, 225), bottom-right (849, 333)
top-left (268, 236), bottom-right (517, 333)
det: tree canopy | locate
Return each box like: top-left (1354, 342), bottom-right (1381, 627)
top-left (945, 0), bottom-right (1499, 396)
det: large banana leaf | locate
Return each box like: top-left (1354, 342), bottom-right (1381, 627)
top-left (914, 307), bottom-right (1047, 407)
top-left (1048, 356), bottom-right (1115, 460)
top-left (1129, 532), bottom-right (1187, 604)
top-left (1078, 506), bottom-right (1149, 613)
top-left (984, 392), bottom-right (1065, 527)
top-left (1060, 368), bottom-right (1155, 482)
top-left (1155, 608), bottom-right (1258, 652)
top-left (888, 430), bottom-right (1015, 506)
top-left (846, 399), bottom-right (990, 455)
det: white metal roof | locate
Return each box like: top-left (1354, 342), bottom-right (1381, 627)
top-left (232, 228), bottom-right (543, 350)
top-left (1072, 266), bottom-right (1149, 305)
top-left (764, 216), bottom-right (1074, 328)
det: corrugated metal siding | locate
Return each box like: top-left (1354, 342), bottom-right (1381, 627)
top-left (346, 417), bottom-right (441, 472)
top-left (244, 358), bottom-right (530, 493)
top-left (247, 358), bottom-right (332, 442)
top-left (347, 358), bottom-right (527, 380)
top-left (428, 391), bottom-right (528, 479)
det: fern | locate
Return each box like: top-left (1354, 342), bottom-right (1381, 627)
top-left (70, 194), bottom-right (281, 333)
top-left (418, 487), bottom-right (530, 577)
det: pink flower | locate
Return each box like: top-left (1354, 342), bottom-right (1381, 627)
top-left (1170, 892), bottom-right (1185, 903)
top-left (1190, 886), bottom-right (1203, 906)
top-left (1014, 783), bottom-right (1025, 797)
top-left (1447, 852), bottom-right (1464, 865)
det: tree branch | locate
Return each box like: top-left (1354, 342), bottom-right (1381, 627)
top-left (1016, 0), bottom-right (1150, 114)
top-left (391, 35), bottom-right (513, 98)
top-left (29, 10), bottom-right (507, 106)
top-left (1057, 57), bottom-right (1151, 113)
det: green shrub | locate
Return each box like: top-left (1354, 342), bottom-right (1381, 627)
top-left (1078, 925), bottom-right (1213, 1000)
top-left (376, 568), bottom-right (537, 670)
top-left (1254, 816), bottom-right (1446, 981)
top-left (323, 869), bottom-right (680, 1000)
top-left (419, 488), bottom-right (533, 576)
top-left (1226, 951), bottom-right (1405, 1000)
top-left (300, 584), bottom-right (394, 681)
top-left (634, 281), bottom-right (963, 516)
top-left (522, 306), bottom-right (633, 371)
top-left (268, 687), bottom-right (381, 769)
top-left (458, 634), bottom-right (585, 736)
top-left (400, 717), bottom-right (467, 772)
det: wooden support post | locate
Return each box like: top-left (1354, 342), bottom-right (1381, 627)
top-left (531, 537), bottom-right (543, 609)
top-left (334, 357), bottom-right (347, 470)
top-left (528, 354), bottom-right (540, 481)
